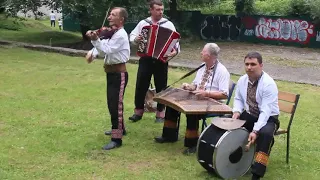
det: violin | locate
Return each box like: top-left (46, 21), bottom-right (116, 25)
top-left (95, 26), bottom-right (117, 40)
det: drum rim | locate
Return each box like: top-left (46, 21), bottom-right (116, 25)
top-left (196, 123), bottom-right (213, 163)
top-left (213, 127), bottom-right (255, 179)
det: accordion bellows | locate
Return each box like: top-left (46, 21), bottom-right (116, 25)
top-left (137, 25), bottom-right (180, 62)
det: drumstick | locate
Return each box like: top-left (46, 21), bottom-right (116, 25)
top-left (245, 141), bottom-right (252, 152)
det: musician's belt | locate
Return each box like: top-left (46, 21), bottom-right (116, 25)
top-left (103, 63), bottom-right (127, 73)
top-left (245, 110), bottom-right (279, 120)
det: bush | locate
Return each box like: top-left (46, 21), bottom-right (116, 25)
top-left (255, 0), bottom-right (291, 16)
top-left (287, 0), bottom-right (311, 17)
top-left (309, 0), bottom-right (320, 22)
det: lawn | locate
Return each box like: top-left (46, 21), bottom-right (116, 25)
top-left (0, 46), bottom-right (320, 180)
top-left (0, 14), bottom-right (82, 45)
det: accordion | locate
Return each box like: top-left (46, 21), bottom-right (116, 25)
top-left (137, 24), bottom-right (180, 63)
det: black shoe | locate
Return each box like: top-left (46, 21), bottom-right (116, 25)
top-left (251, 174), bottom-right (261, 180)
top-left (129, 114), bottom-right (142, 122)
top-left (155, 117), bottom-right (164, 123)
top-left (102, 141), bottom-right (121, 150)
top-left (154, 136), bottom-right (177, 143)
top-left (105, 130), bottom-right (127, 136)
top-left (183, 146), bottom-right (197, 155)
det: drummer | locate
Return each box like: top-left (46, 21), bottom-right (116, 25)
top-left (154, 43), bottom-right (231, 155)
top-left (232, 52), bottom-right (280, 180)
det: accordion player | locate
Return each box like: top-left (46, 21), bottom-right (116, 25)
top-left (137, 24), bottom-right (181, 63)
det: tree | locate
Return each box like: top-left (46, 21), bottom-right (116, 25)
top-left (234, 0), bottom-right (255, 16)
top-left (0, 0), bottom-right (5, 13)
top-left (51, 0), bottom-right (148, 40)
top-left (5, 0), bottom-right (43, 19)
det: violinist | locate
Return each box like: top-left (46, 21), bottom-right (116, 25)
top-left (85, 7), bottom-right (130, 151)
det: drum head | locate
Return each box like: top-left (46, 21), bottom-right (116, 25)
top-left (213, 128), bottom-right (255, 179)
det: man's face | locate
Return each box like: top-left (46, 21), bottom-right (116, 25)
top-left (150, 4), bottom-right (164, 21)
top-left (200, 46), bottom-right (211, 62)
top-left (244, 57), bottom-right (263, 78)
top-left (108, 8), bottom-right (122, 27)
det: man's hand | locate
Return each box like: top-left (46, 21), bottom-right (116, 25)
top-left (85, 30), bottom-right (99, 41)
top-left (232, 112), bottom-right (241, 119)
top-left (164, 48), bottom-right (177, 58)
top-left (85, 50), bottom-right (94, 64)
top-left (134, 34), bottom-right (143, 43)
top-left (248, 132), bottom-right (258, 144)
top-left (193, 90), bottom-right (207, 99)
top-left (181, 83), bottom-right (195, 91)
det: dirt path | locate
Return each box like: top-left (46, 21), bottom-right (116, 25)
top-left (2, 39), bottom-right (320, 86)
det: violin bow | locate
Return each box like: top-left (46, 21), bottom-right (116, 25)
top-left (101, 2), bottom-right (113, 28)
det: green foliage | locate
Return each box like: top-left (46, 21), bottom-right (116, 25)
top-left (61, 0), bottom-right (149, 28)
top-left (287, 0), bottom-right (311, 16)
top-left (255, 0), bottom-right (291, 16)
top-left (0, 14), bottom-right (25, 30)
top-left (5, 0), bottom-right (44, 19)
top-left (308, 0), bottom-right (320, 22)
top-left (235, 0), bottom-right (255, 15)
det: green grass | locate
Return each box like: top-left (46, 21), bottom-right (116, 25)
top-left (0, 14), bottom-right (82, 45)
top-left (0, 46), bottom-right (320, 179)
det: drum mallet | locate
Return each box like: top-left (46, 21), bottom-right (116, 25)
top-left (245, 141), bottom-right (252, 152)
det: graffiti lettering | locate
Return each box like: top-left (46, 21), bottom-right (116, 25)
top-left (255, 18), bottom-right (315, 44)
top-left (316, 31), bottom-right (320, 42)
top-left (200, 15), bottom-right (242, 41)
top-left (244, 29), bottom-right (254, 36)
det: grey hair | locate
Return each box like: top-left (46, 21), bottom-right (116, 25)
top-left (204, 43), bottom-right (220, 57)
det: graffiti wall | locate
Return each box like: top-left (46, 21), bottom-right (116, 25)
top-left (200, 15), bottom-right (242, 41)
top-left (198, 14), bottom-right (320, 48)
top-left (240, 15), bottom-right (320, 48)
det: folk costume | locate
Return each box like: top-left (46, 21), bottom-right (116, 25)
top-left (89, 27), bottom-right (130, 150)
top-left (233, 71), bottom-right (280, 179)
top-left (129, 17), bottom-right (180, 122)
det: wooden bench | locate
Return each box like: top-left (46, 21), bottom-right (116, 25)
top-left (275, 91), bottom-right (300, 164)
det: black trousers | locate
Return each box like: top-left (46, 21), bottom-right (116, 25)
top-left (134, 56), bottom-right (168, 115)
top-left (50, 20), bottom-right (55, 27)
top-left (106, 72), bottom-right (128, 144)
top-left (161, 107), bottom-right (205, 147)
top-left (240, 111), bottom-right (280, 178)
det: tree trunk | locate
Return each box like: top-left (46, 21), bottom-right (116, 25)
top-left (168, 0), bottom-right (178, 21)
top-left (80, 24), bottom-right (90, 41)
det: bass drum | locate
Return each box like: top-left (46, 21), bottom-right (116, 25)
top-left (196, 123), bottom-right (255, 179)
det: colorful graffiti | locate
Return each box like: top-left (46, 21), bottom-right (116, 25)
top-left (200, 15), bottom-right (242, 40)
top-left (254, 18), bottom-right (316, 44)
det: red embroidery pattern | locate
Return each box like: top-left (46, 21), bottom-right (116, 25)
top-left (111, 72), bottom-right (126, 139)
top-left (255, 151), bottom-right (269, 166)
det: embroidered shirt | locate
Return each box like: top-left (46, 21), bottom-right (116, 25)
top-left (192, 61), bottom-right (230, 97)
top-left (90, 28), bottom-right (130, 65)
top-left (232, 71), bottom-right (280, 131)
